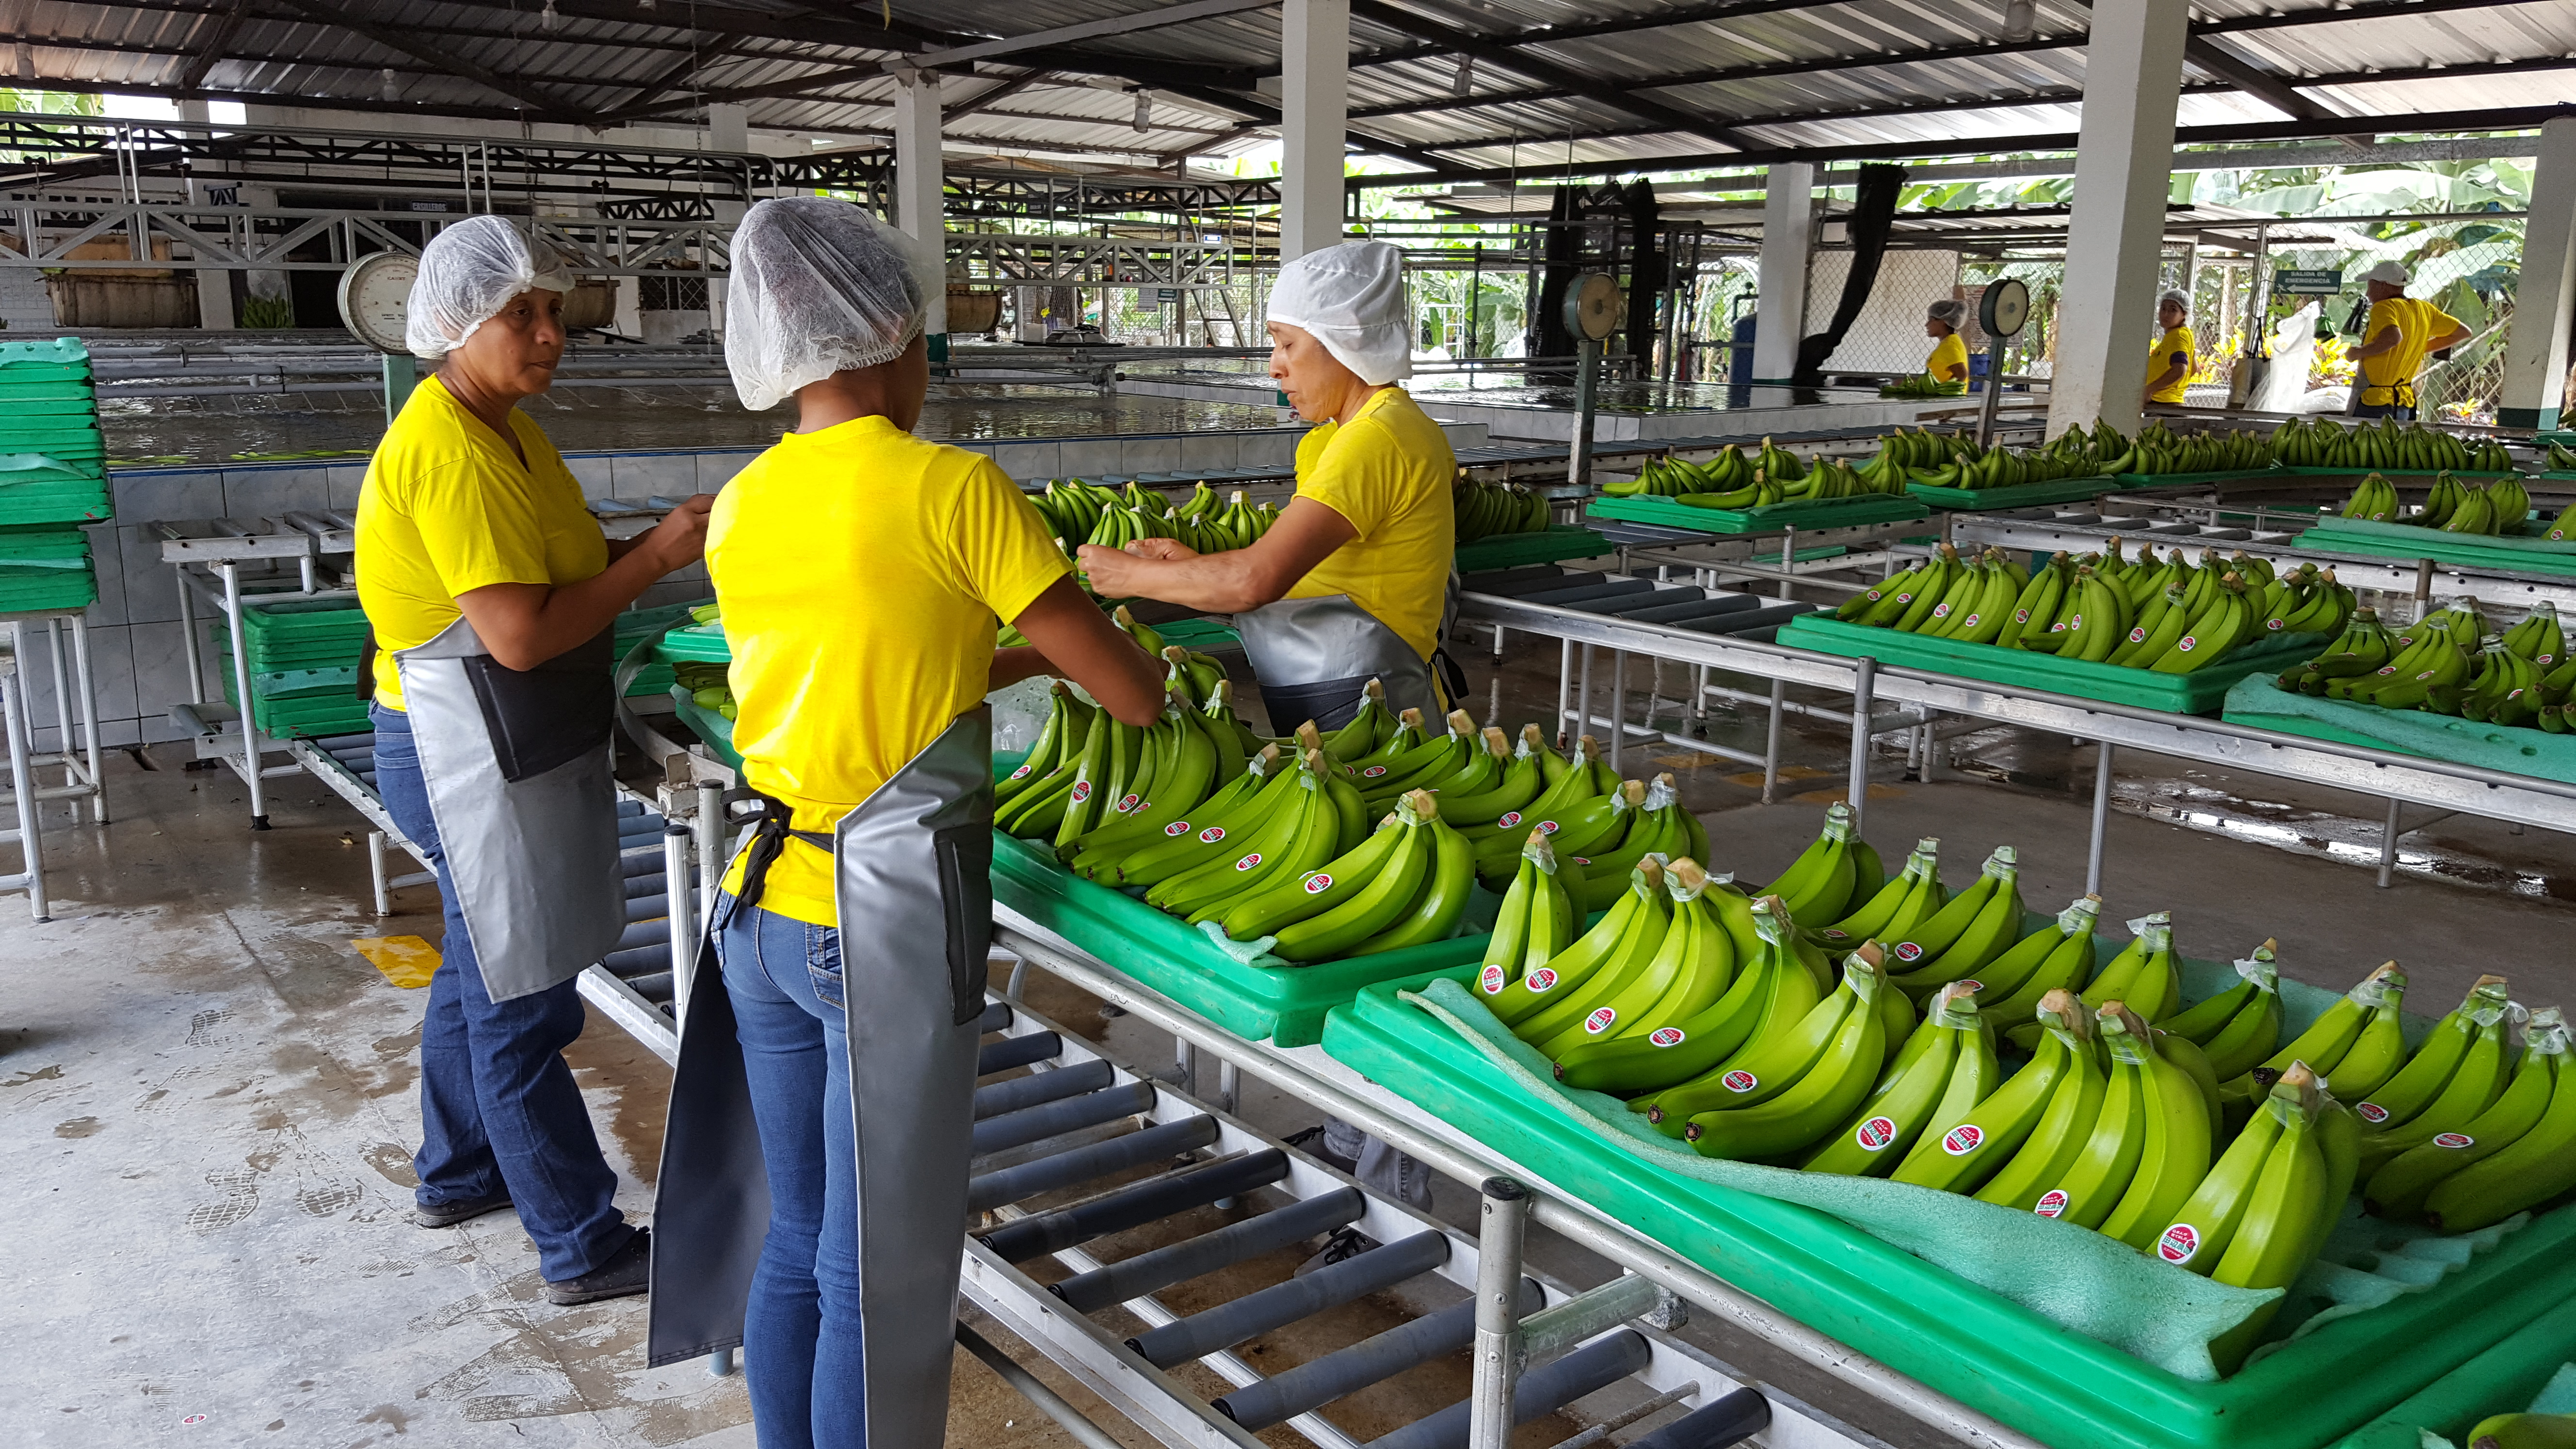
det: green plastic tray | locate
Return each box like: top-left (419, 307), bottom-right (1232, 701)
top-left (653, 621), bottom-right (731, 665)
top-left (2327, 1297), bottom-right (2576, 1449)
top-left (1780, 612), bottom-right (2327, 715)
top-left (2221, 676), bottom-right (2576, 787)
top-left (0, 338), bottom-right (90, 379)
top-left (1322, 981), bottom-right (2576, 1449)
top-left (1587, 492), bottom-right (1929, 536)
top-left (0, 471), bottom-right (111, 526)
top-left (2293, 519), bottom-right (2576, 579)
top-left (216, 666), bottom-right (371, 738)
top-left (0, 566), bottom-right (95, 612)
top-left (991, 829), bottom-right (1498, 1047)
top-left (1455, 525), bottom-right (1613, 572)
top-left (1908, 475), bottom-right (2137, 511)
top-left (668, 685), bottom-right (743, 771)
top-left (2281, 466), bottom-right (2520, 482)
top-left (1151, 616), bottom-right (1243, 652)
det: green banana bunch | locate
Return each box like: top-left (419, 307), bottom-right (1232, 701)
top-left (1433, 723), bottom-right (1550, 829)
top-left (1577, 894), bottom-right (1819, 1099)
top-left (2422, 1009), bottom-right (2576, 1233)
top-left (2225, 960), bottom-right (2402, 1099)
top-left (2099, 1007), bottom-right (2219, 1250)
top-left (1972, 893), bottom-right (2101, 1029)
top-left (1480, 828), bottom-right (1581, 999)
top-left (2280, 607), bottom-right (2396, 694)
top-left (1221, 789), bottom-right (1423, 952)
top-left (2367, 1006), bottom-right (2566, 1222)
top-left (1681, 945), bottom-right (1892, 1160)
top-left (1565, 774), bottom-right (1695, 914)
top-left (2354, 973), bottom-right (2510, 1130)
top-left (2206, 1065), bottom-right (2351, 1374)
top-left (1756, 800), bottom-right (1868, 927)
top-left (2501, 601), bottom-right (2566, 667)
top-left (1805, 979), bottom-right (1994, 1176)
top-left (2353, 989), bottom-right (2520, 1177)
top-left (1813, 837), bottom-right (1943, 950)
top-left (1455, 476), bottom-right (1550, 540)
top-left (1884, 846), bottom-right (2020, 1000)
top-left (1531, 857), bottom-right (1735, 1056)
top-left (1469, 736), bottom-right (1613, 885)
top-left (1899, 988), bottom-right (2092, 1194)
top-left (1487, 857), bottom-right (1670, 1033)
top-left (2163, 941), bottom-right (2284, 1081)
top-left (2339, 472), bottom-right (2401, 521)
top-left (1142, 746), bottom-right (1337, 918)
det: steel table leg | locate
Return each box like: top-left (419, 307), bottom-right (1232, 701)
top-left (2379, 795), bottom-right (2404, 888)
top-left (69, 615), bottom-right (103, 822)
top-left (1761, 679), bottom-right (1785, 805)
top-left (222, 564), bottom-right (269, 829)
top-left (1607, 650), bottom-right (1627, 772)
top-left (3, 664), bottom-right (46, 920)
top-left (369, 831), bottom-right (391, 917)
top-left (2087, 740), bottom-right (2114, 898)
top-left (1846, 657), bottom-right (1876, 836)
top-left (1467, 1177), bottom-right (1530, 1449)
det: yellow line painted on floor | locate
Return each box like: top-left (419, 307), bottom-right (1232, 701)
top-left (352, 935), bottom-right (440, 989)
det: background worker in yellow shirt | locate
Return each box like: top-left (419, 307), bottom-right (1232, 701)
top-left (1083, 239), bottom-right (1454, 1232)
top-left (1923, 299), bottom-right (1970, 385)
top-left (648, 196), bottom-right (1163, 1449)
top-left (356, 216), bottom-right (714, 1306)
top-left (1081, 240), bottom-right (1460, 733)
top-left (2143, 290), bottom-right (2196, 408)
top-left (2350, 260), bottom-right (2472, 420)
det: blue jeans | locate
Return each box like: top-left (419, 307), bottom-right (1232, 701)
top-left (370, 704), bottom-right (634, 1282)
top-left (712, 892), bottom-right (864, 1449)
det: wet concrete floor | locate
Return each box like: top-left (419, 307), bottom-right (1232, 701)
top-left (9, 623), bottom-right (2576, 1448)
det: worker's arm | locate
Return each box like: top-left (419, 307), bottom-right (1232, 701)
top-left (2351, 323), bottom-right (2404, 362)
top-left (1002, 576), bottom-right (1166, 725)
top-left (1937, 359), bottom-right (1968, 383)
top-left (2143, 355), bottom-right (2188, 401)
top-left (1075, 497), bottom-right (1357, 615)
top-left (2431, 322), bottom-right (2474, 353)
top-left (454, 495), bottom-right (713, 670)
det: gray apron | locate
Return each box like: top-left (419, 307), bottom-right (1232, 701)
top-left (1234, 577), bottom-right (1460, 732)
top-left (649, 709), bottom-right (994, 1449)
top-left (392, 615), bottom-right (625, 1002)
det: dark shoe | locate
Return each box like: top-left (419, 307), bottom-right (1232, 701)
top-left (1283, 1125), bottom-right (1360, 1176)
top-left (414, 1191), bottom-right (513, 1228)
top-left (1293, 1226), bottom-right (1380, 1278)
top-left (546, 1226), bottom-right (651, 1307)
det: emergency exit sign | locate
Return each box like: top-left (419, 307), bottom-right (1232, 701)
top-left (2273, 269), bottom-right (2343, 295)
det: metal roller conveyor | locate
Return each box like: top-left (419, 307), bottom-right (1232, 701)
top-left (958, 997), bottom-right (1809, 1449)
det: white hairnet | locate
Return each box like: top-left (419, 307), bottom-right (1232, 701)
top-left (2158, 289), bottom-right (2190, 311)
top-left (724, 195), bottom-right (929, 412)
top-left (1267, 241), bottom-right (1414, 385)
top-left (405, 215), bottom-right (574, 359)
top-left (1927, 299), bottom-right (1965, 326)
top-left (2363, 259), bottom-right (2412, 287)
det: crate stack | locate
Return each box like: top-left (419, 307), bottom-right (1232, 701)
top-left (212, 597), bottom-right (374, 740)
top-left (0, 337), bottom-right (109, 614)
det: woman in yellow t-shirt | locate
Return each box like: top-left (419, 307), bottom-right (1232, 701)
top-left (1082, 239), bottom-right (1458, 733)
top-left (1924, 299), bottom-right (1970, 385)
top-left (354, 216), bottom-right (712, 1307)
top-left (648, 197), bottom-right (1161, 1449)
top-left (2143, 290), bottom-right (2196, 408)
top-left (2350, 260), bottom-right (2471, 420)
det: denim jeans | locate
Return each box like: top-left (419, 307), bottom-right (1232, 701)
top-left (370, 703), bottom-right (634, 1282)
top-left (711, 891), bottom-right (864, 1449)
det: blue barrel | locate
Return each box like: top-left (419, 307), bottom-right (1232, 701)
top-left (1726, 312), bottom-right (1758, 408)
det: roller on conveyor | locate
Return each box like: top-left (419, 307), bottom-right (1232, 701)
top-left (955, 995), bottom-right (1806, 1449)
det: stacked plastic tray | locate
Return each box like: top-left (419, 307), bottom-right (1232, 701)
top-left (0, 338), bottom-right (109, 614)
top-left (212, 598), bottom-right (373, 739)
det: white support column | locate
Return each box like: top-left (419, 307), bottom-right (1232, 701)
top-left (892, 68), bottom-right (948, 338)
top-left (1751, 161), bottom-right (1816, 386)
top-left (2501, 116), bottom-right (2576, 432)
top-left (1279, 0), bottom-right (1351, 263)
top-left (2046, 0), bottom-right (2190, 437)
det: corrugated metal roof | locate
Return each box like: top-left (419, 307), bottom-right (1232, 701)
top-left (7, 0), bottom-right (2572, 170)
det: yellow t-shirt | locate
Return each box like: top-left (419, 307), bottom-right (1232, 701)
top-left (1926, 331), bottom-right (1969, 383)
top-left (354, 374), bottom-right (608, 710)
top-left (2145, 325), bottom-right (2195, 405)
top-left (713, 416), bottom-right (1071, 927)
top-left (1287, 386), bottom-right (1456, 660)
top-left (2358, 298), bottom-right (2461, 405)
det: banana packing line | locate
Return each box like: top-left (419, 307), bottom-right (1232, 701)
top-left (608, 702), bottom-right (2034, 1449)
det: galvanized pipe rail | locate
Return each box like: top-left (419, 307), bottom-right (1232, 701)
top-left (1460, 591), bottom-right (2576, 894)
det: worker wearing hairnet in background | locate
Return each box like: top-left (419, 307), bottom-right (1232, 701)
top-left (355, 214), bottom-right (713, 1305)
top-left (1082, 238), bottom-right (1458, 1238)
top-left (2350, 260), bottom-right (2471, 420)
top-left (1924, 299), bottom-right (1969, 385)
top-left (647, 195), bottom-right (1162, 1449)
top-left (2143, 289), bottom-right (2196, 408)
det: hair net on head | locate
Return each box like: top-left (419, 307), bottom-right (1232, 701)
top-left (1267, 241), bottom-right (1413, 385)
top-left (2158, 289), bottom-right (2190, 312)
top-left (1927, 299), bottom-right (1965, 327)
top-left (2363, 259), bottom-right (2412, 287)
top-left (405, 215), bottom-right (574, 359)
top-left (724, 195), bottom-right (929, 412)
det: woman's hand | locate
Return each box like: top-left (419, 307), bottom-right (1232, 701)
top-left (1078, 536), bottom-right (1195, 596)
top-left (640, 495), bottom-right (716, 573)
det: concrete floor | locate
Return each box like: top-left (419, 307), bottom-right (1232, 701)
top-left (9, 625), bottom-right (2576, 1448)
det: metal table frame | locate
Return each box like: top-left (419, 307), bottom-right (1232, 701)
top-left (0, 654), bottom-right (48, 919)
top-left (0, 606), bottom-right (108, 828)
